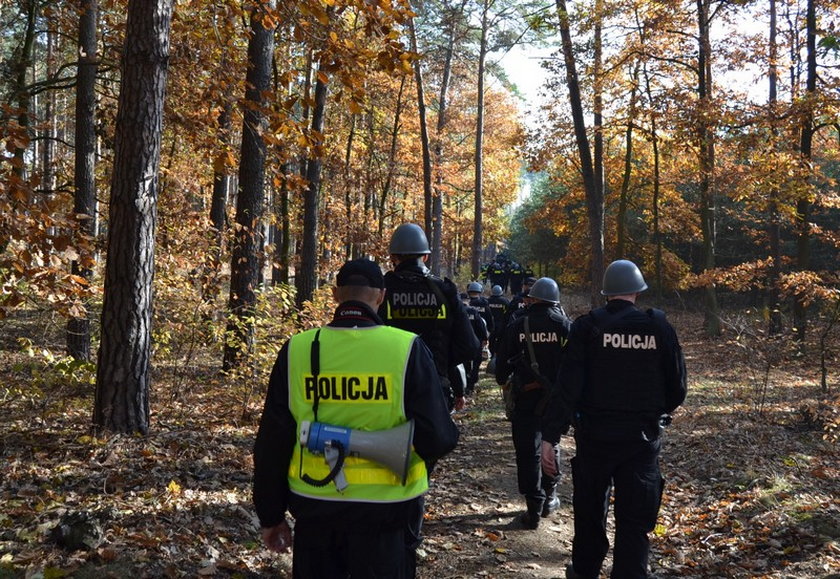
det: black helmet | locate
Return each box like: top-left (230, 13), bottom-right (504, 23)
top-left (491, 285), bottom-right (503, 296)
top-left (529, 277), bottom-right (560, 304)
top-left (601, 260), bottom-right (648, 296)
top-left (388, 223), bottom-right (430, 255)
top-left (467, 281), bottom-right (483, 293)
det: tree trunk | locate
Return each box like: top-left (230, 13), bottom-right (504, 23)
top-left (471, 0), bottom-right (489, 280)
top-left (66, 0), bottom-right (99, 361)
top-left (793, 0), bottom-right (816, 341)
top-left (210, 102), bottom-right (232, 236)
top-left (639, 58), bottom-right (664, 298)
top-left (379, 76), bottom-right (407, 235)
top-left (11, 0), bottom-right (37, 175)
top-left (42, 17), bottom-right (57, 197)
top-left (767, 0), bottom-right (783, 335)
top-left (616, 61), bottom-right (639, 261)
top-left (555, 0), bottom-right (603, 308)
top-left (433, 13), bottom-right (456, 277)
top-left (592, 0), bottom-right (605, 285)
top-left (204, 100), bottom-right (232, 305)
top-left (223, 0), bottom-right (275, 370)
top-left (295, 68), bottom-right (328, 308)
top-left (697, 0), bottom-right (721, 336)
top-left (408, 17), bottom-right (434, 251)
top-left (93, 0), bottom-right (174, 435)
top-left (343, 112), bottom-right (356, 260)
top-left (273, 162), bottom-right (291, 285)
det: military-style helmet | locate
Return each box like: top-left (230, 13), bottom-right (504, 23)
top-left (388, 223), bottom-right (430, 255)
top-left (529, 277), bottom-right (560, 304)
top-left (467, 281), bottom-right (483, 293)
top-left (601, 259), bottom-right (648, 296)
top-left (491, 285), bottom-right (503, 296)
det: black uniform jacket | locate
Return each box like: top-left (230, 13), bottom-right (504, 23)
top-left (378, 259), bottom-right (480, 376)
top-left (252, 301), bottom-right (459, 532)
top-left (465, 304), bottom-right (489, 342)
top-left (505, 291), bottom-right (529, 326)
top-left (487, 295), bottom-right (510, 337)
top-left (469, 296), bottom-right (495, 335)
top-left (495, 303), bottom-right (572, 414)
top-left (542, 299), bottom-right (687, 443)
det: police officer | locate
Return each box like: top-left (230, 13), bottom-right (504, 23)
top-left (495, 277), bottom-right (571, 529)
top-left (254, 258), bottom-right (458, 577)
top-left (379, 223), bottom-right (480, 575)
top-left (379, 223), bottom-right (480, 411)
top-left (541, 260), bottom-right (687, 579)
top-left (506, 276), bottom-right (537, 325)
top-left (487, 284), bottom-right (510, 357)
top-left (509, 262), bottom-right (525, 295)
top-left (488, 259), bottom-right (508, 294)
top-left (460, 292), bottom-right (488, 396)
top-left (467, 281), bottom-right (494, 336)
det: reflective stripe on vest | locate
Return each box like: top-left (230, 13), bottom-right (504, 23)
top-left (385, 300), bottom-right (448, 320)
top-left (287, 325), bottom-right (429, 502)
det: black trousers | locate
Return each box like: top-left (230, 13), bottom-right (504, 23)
top-left (293, 518), bottom-right (408, 578)
top-left (571, 435), bottom-right (664, 579)
top-left (466, 353), bottom-right (482, 392)
top-left (511, 407), bottom-right (559, 503)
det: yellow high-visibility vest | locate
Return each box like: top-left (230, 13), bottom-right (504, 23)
top-left (287, 325), bottom-right (429, 502)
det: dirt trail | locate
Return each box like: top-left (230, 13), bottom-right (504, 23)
top-left (417, 372), bottom-right (579, 579)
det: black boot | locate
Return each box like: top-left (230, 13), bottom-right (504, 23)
top-left (541, 483), bottom-right (559, 517)
top-left (519, 498), bottom-right (542, 529)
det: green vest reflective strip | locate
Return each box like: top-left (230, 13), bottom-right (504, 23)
top-left (385, 300), bottom-right (447, 320)
top-left (287, 325), bottom-right (429, 502)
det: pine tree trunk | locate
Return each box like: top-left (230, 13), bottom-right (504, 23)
top-left (408, 17), bottom-right (434, 256)
top-left (793, 0), bottom-right (816, 341)
top-left (66, 0), bottom-right (98, 361)
top-left (295, 70), bottom-right (328, 308)
top-left (768, 0), bottom-right (783, 335)
top-left (555, 0), bottom-right (602, 308)
top-left (697, 0), bottom-right (721, 336)
top-left (471, 1), bottom-right (488, 280)
top-left (93, 0), bottom-right (174, 434)
top-left (223, 0), bottom-right (275, 370)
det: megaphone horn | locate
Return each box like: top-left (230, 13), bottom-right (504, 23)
top-left (300, 420), bottom-right (415, 485)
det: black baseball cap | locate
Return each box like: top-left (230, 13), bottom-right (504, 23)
top-left (336, 258), bottom-right (385, 289)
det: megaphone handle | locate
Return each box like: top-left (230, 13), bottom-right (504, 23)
top-left (301, 441), bottom-right (347, 489)
top-left (325, 445), bottom-right (348, 492)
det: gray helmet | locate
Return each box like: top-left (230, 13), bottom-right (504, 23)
top-left (467, 281), bottom-right (483, 293)
top-left (601, 259), bottom-right (648, 296)
top-left (388, 223), bottom-right (430, 255)
top-left (529, 277), bottom-right (560, 304)
top-left (491, 285), bottom-right (503, 296)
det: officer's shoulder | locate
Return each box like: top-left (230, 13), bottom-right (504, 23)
top-left (646, 308), bottom-right (676, 333)
top-left (547, 308), bottom-right (570, 325)
top-left (646, 307), bottom-right (666, 320)
top-left (438, 276), bottom-right (459, 293)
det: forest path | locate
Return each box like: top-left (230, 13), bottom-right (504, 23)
top-left (419, 372), bottom-right (588, 579)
